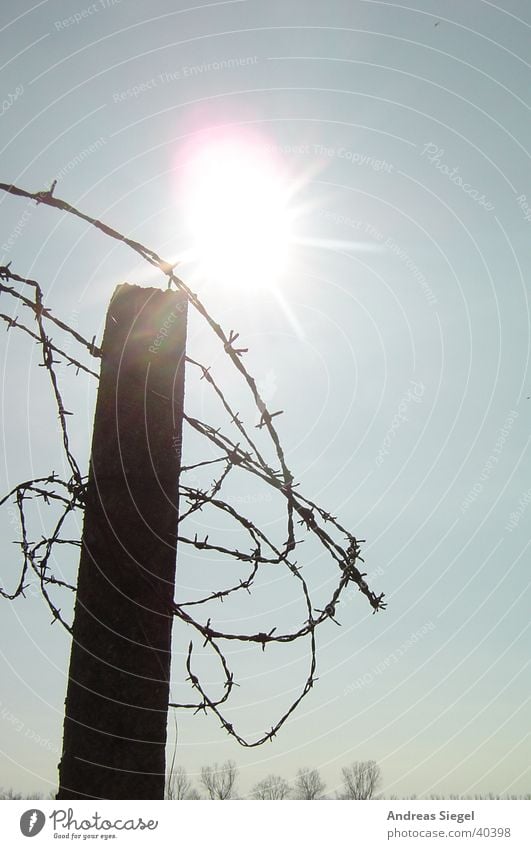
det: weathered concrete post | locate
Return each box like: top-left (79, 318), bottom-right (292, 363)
top-left (57, 283), bottom-right (187, 799)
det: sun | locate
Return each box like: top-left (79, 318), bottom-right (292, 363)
top-left (178, 132), bottom-right (295, 290)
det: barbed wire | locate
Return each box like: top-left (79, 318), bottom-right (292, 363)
top-left (0, 181), bottom-right (386, 748)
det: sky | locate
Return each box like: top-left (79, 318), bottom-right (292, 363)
top-left (0, 0), bottom-right (530, 800)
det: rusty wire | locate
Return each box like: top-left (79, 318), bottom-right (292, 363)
top-left (0, 181), bottom-right (386, 747)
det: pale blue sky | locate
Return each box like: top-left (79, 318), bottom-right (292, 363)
top-left (0, 0), bottom-right (530, 799)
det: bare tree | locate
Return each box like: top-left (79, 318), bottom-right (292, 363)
top-left (0, 788), bottom-right (22, 800)
top-left (252, 774), bottom-right (290, 800)
top-left (166, 766), bottom-right (192, 800)
top-left (200, 760), bottom-right (238, 800)
top-left (187, 789), bottom-right (202, 800)
top-left (339, 760), bottom-right (381, 800)
top-left (294, 768), bottom-right (326, 800)
top-left (0, 788), bottom-right (44, 799)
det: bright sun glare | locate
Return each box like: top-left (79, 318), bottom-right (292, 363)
top-left (180, 133), bottom-right (295, 290)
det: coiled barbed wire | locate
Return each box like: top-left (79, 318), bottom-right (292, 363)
top-left (0, 182), bottom-right (385, 747)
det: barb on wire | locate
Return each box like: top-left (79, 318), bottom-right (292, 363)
top-left (0, 181), bottom-right (386, 748)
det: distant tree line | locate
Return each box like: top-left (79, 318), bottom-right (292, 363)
top-left (165, 759), bottom-right (382, 800)
top-left (163, 760), bottom-right (530, 801)
top-left (2, 761), bottom-right (529, 801)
